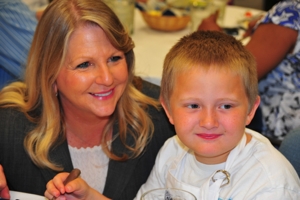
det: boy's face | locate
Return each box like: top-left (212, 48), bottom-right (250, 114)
top-left (161, 67), bottom-right (260, 165)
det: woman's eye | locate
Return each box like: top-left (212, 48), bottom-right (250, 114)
top-left (76, 62), bottom-right (89, 69)
top-left (109, 56), bottom-right (121, 62)
top-left (220, 104), bottom-right (232, 109)
top-left (188, 104), bottom-right (199, 109)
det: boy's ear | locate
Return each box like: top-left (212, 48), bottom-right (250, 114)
top-left (160, 96), bottom-right (175, 125)
top-left (246, 95), bottom-right (261, 125)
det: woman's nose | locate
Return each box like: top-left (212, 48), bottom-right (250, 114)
top-left (199, 109), bottom-right (219, 129)
top-left (95, 64), bottom-right (113, 86)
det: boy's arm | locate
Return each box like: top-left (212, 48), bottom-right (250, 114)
top-left (134, 159), bottom-right (166, 199)
top-left (135, 136), bottom-right (185, 199)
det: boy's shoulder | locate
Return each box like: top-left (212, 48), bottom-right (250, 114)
top-left (159, 135), bottom-right (189, 156)
top-left (246, 128), bottom-right (293, 165)
top-left (154, 136), bottom-right (190, 168)
top-left (240, 129), bottom-right (300, 195)
top-left (246, 129), bottom-right (297, 173)
top-left (216, 129), bottom-right (300, 199)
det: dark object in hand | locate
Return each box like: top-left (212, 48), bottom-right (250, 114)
top-left (63, 168), bottom-right (81, 185)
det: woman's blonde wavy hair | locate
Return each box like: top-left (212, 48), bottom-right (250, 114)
top-left (0, 0), bottom-right (158, 171)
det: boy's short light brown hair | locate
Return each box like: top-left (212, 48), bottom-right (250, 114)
top-left (160, 30), bottom-right (257, 112)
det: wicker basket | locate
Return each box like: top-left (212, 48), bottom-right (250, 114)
top-left (140, 11), bottom-right (190, 32)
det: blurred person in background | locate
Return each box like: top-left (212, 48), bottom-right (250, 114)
top-left (0, 0), bottom-right (41, 89)
top-left (21, 0), bottom-right (48, 12)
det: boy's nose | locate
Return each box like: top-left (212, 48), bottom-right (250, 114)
top-left (95, 64), bottom-right (114, 86)
top-left (199, 109), bottom-right (219, 129)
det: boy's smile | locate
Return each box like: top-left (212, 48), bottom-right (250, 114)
top-left (162, 67), bottom-right (260, 165)
top-left (196, 133), bottom-right (222, 140)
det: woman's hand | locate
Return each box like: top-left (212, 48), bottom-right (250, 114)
top-left (45, 172), bottom-right (110, 200)
top-left (0, 165), bottom-right (10, 199)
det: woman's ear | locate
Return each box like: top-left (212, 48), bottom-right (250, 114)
top-left (53, 82), bottom-right (58, 95)
top-left (160, 96), bottom-right (174, 125)
top-left (246, 95), bottom-right (261, 125)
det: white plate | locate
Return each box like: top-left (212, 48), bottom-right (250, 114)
top-left (8, 191), bottom-right (46, 200)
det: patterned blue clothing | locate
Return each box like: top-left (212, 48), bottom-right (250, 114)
top-left (0, 0), bottom-right (37, 89)
top-left (256, 0), bottom-right (300, 141)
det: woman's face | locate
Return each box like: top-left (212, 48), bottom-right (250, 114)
top-left (54, 23), bottom-right (128, 120)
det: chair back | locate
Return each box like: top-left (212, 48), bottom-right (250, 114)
top-left (279, 126), bottom-right (300, 178)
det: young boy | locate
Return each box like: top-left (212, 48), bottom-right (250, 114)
top-left (135, 31), bottom-right (300, 199)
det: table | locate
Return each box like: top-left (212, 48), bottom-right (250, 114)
top-left (131, 5), bottom-right (265, 86)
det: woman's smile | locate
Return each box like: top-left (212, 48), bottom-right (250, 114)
top-left (90, 88), bottom-right (114, 98)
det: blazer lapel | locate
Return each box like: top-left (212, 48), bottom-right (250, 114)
top-left (39, 138), bottom-right (74, 182)
top-left (103, 124), bottom-right (140, 199)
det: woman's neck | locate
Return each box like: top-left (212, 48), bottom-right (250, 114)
top-left (64, 110), bottom-right (111, 148)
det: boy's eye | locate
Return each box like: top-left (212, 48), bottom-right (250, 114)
top-left (108, 56), bottom-right (121, 62)
top-left (188, 104), bottom-right (199, 109)
top-left (220, 104), bottom-right (232, 109)
top-left (76, 62), bottom-right (89, 69)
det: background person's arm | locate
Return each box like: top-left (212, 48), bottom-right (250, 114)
top-left (245, 23), bottom-right (298, 80)
top-left (197, 14), bottom-right (298, 81)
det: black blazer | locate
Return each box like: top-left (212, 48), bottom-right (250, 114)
top-left (0, 81), bottom-right (175, 199)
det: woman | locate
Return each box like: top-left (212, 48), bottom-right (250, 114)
top-left (0, 0), bottom-right (175, 199)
